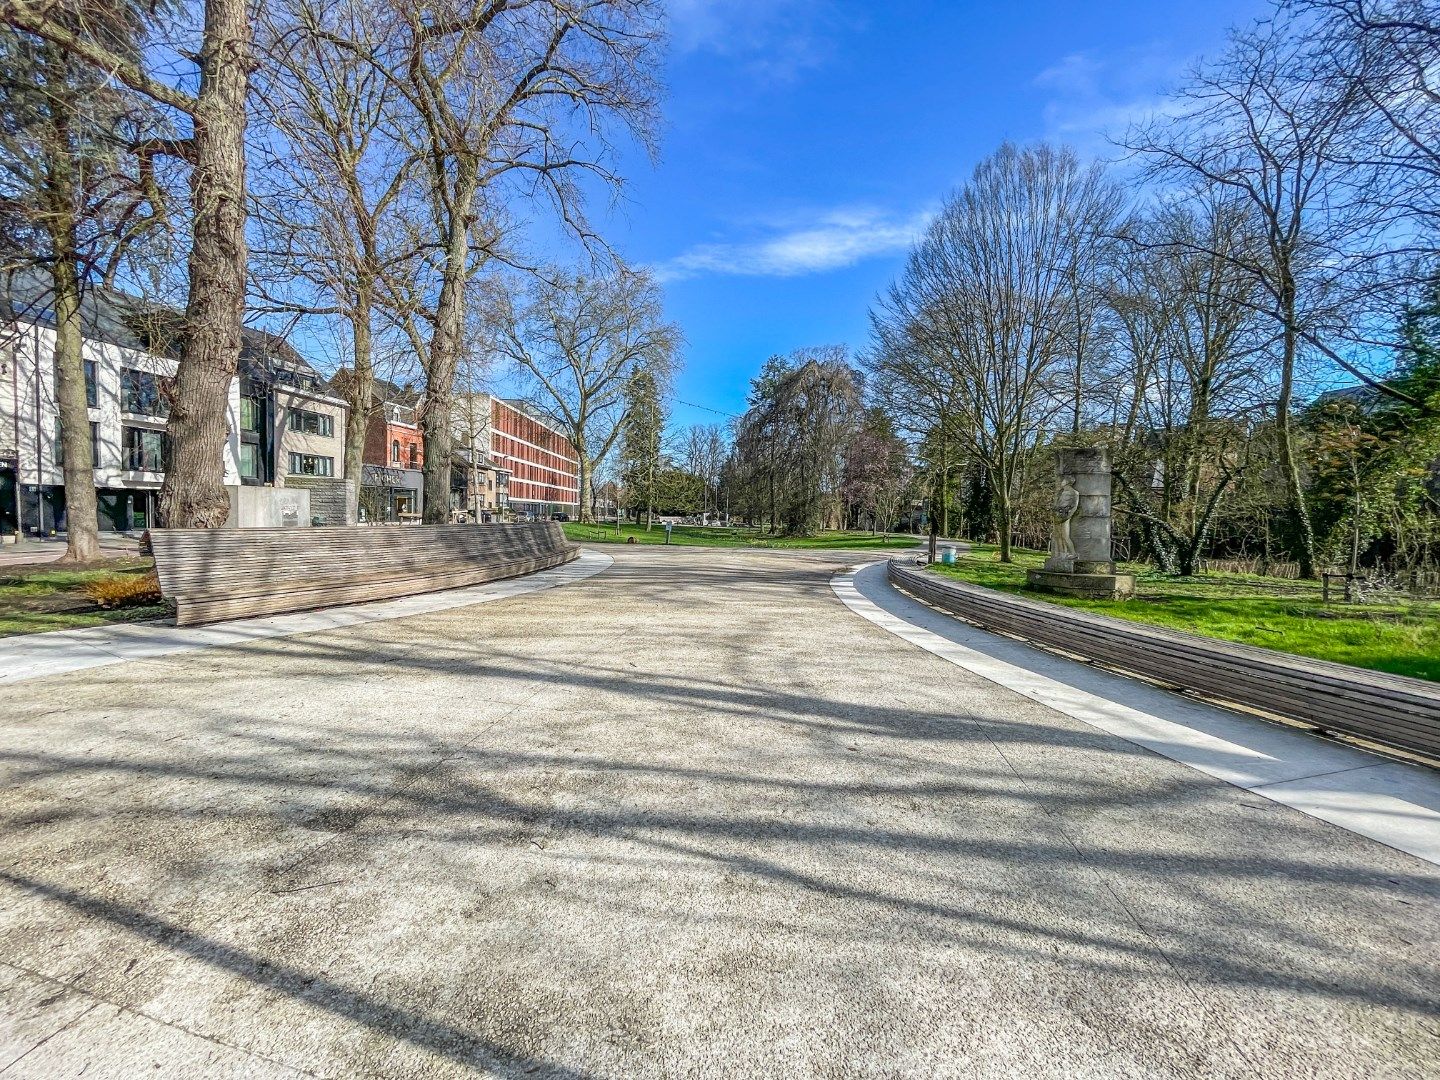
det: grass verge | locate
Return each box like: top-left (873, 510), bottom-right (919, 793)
top-left (563, 522), bottom-right (924, 550)
top-left (927, 545), bottom-right (1440, 682)
top-left (0, 557), bottom-right (169, 637)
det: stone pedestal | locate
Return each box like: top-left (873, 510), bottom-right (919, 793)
top-left (1026, 447), bottom-right (1135, 600)
top-left (1026, 567), bottom-right (1135, 600)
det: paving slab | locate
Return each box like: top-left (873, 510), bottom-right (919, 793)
top-left (0, 547), bottom-right (1436, 1078)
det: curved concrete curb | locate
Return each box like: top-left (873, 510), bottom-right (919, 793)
top-left (0, 549), bottom-right (614, 686)
top-left (832, 560), bottom-right (1440, 867)
top-left (889, 559), bottom-right (1440, 759)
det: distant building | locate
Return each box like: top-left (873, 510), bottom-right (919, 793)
top-left (0, 271), bottom-right (350, 534)
top-left (353, 378), bottom-right (425, 522)
top-left (452, 394), bottom-right (578, 520)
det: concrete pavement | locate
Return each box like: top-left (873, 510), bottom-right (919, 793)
top-left (0, 546), bottom-right (1436, 1078)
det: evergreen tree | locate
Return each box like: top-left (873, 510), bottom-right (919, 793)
top-left (619, 367), bottom-right (665, 529)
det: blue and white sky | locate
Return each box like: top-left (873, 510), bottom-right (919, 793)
top-left (590, 0), bottom-right (1269, 430)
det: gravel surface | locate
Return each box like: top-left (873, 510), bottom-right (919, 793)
top-left (0, 546), bottom-right (1436, 1078)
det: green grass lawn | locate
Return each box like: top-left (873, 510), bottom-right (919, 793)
top-left (0, 558), bottom-right (169, 637)
top-left (563, 522), bottom-right (925, 550)
top-left (928, 545), bottom-right (1440, 682)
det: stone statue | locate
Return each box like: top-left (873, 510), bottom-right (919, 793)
top-left (1050, 476), bottom-right (1079, 569)
top-left (1029, 447), bottom-right (1135, 599)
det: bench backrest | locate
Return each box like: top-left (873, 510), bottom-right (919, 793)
top-left (148, 522), bottom-right (570, 598)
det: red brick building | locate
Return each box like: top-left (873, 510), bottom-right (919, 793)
top-left (489, 398), bottom-right (579, 517)
top-left (359, 391), bottom-right (424, 521)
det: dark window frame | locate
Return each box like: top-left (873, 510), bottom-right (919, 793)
top-left (121, 425), bottom-right (168, 472)
top-left (287, 452), bottom-right (334, 477)
top-left (288, 409), bottom-right (333, 438)
top-left (120, 367), bottom-right (169, 418)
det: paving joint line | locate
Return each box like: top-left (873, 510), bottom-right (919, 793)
top-left (1247, 763), bottom-right (1379, 790)
top-left (0, 959), bottom-right (317, 1078)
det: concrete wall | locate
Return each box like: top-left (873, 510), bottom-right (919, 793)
top-left (227, 485), bottom-right (310, 528)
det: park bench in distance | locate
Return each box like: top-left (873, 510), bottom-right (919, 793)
top-left (147, 522), bottom-right (578, 626)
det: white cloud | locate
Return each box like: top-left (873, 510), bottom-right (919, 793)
top-left (1034, 43), bottom-right (1194, 158)
top-left (655, 206), bottom-right (933, 282)
top-left (666, 0), bottom-right (848, 84)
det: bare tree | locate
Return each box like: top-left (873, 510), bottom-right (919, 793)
top-left (3, 0), bottom-right (257, 528)
top-left (873, 143), bottom-right (1112, 560)
top-left (497, 268), bottom-right (678, 521)
top-left (370, 0), bottom-right (664, 522)
top-left (252, 0), bottom-right (420, 518)
top-left (680, 423), bottom-right (727, 520)
top-left (1111, 194), bottom-right (1271, 574)
top-left (1293, 0), bottom-right (1440, 253)
top-left (1127, 14), bottom-right (1388, 576)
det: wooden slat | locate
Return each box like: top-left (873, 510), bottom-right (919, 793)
top-left (888, 561), bottom-right (1440, 760)
top-left (147, 523), bottom-right (579, 626)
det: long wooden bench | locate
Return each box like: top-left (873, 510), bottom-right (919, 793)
top-left (889, 560), bottom-right (1440, 760)
top-left (147, 523), bottom-right (579, 626)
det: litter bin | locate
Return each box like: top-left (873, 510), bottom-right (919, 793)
top-left (940, 545), bottom-right (957, 566)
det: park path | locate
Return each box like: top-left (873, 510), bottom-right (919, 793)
top-left (0, 547), bottom-right (1436, 1078)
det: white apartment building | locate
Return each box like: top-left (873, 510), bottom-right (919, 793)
top-left (1, 273), bottom-right (349, 534)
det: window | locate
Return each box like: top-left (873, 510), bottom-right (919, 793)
top-left (408, 443), bottom-right (419, 468)
top-left (238, 442), bottom-right (261, 480)
top-left (122, 426), bottom-right (167, 472)
top-left (288, 409), bottom-right (333, 437)
top-left (46, 420), bottom-right (101, 470)
top-left (391, 439), bottom-right (400, 464)
top-left (120, 367), bottom-right (169, 417)
top-left (240, 396), bottom-right (263, 433)
top-left (288, 452), bottom-right (333, 477)
top-left (84, 360), bottom-right (96, 407)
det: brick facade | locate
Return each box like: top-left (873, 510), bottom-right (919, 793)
top-left (490, 399), bottom-right (579, 514)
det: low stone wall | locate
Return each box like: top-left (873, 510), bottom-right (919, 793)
top-left (889, 560), bottom-right (1440, 760)
top-left (227, 485), bottom-right (310, 528)
top-left (283, 476), bottom-right (356, 526)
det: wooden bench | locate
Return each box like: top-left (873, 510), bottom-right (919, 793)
top-left (147, 523), bottom-right (579, 626)
top-left (889, 560), bottom-right (1440, 761)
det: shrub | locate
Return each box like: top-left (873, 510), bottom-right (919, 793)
top-left (83, 572), bottom-right (163, 610)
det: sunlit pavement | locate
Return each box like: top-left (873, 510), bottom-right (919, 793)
top-left (1, 547), bottom-right (1436, 1078)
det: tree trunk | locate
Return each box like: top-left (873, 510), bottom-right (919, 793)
top-left (1349, 461), bottom-right (1362, 575)
top-left (576, 438), bottom-right (591, 523)
top-left (420, 176), bottom-right (476, 525)
top-left (158, 0), bottom-right (253, 529)
top-left (1275, 279), bottom-right (1317, 577)
top-left (50, 254), bottom-right (100, 561)
top-left (996, 497), bottom-right (1012, 562)
top-left (939, 439), bottom-right (950, 536)
top-left (343, 293), bottom-right (373, 524)
top-left (42, 62), bottom-right (99, 563)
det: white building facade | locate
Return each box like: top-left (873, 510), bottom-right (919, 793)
top-left (1, 281), bottom-right (349, 534)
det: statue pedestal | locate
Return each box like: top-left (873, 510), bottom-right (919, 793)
top-left (1026, 567), bottom-right (1135, 600)
top-left (1035, 447), bottom-right (1133, 600)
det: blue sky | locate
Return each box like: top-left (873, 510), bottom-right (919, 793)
top-left (591, 0), bottom-right (1269, 431)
